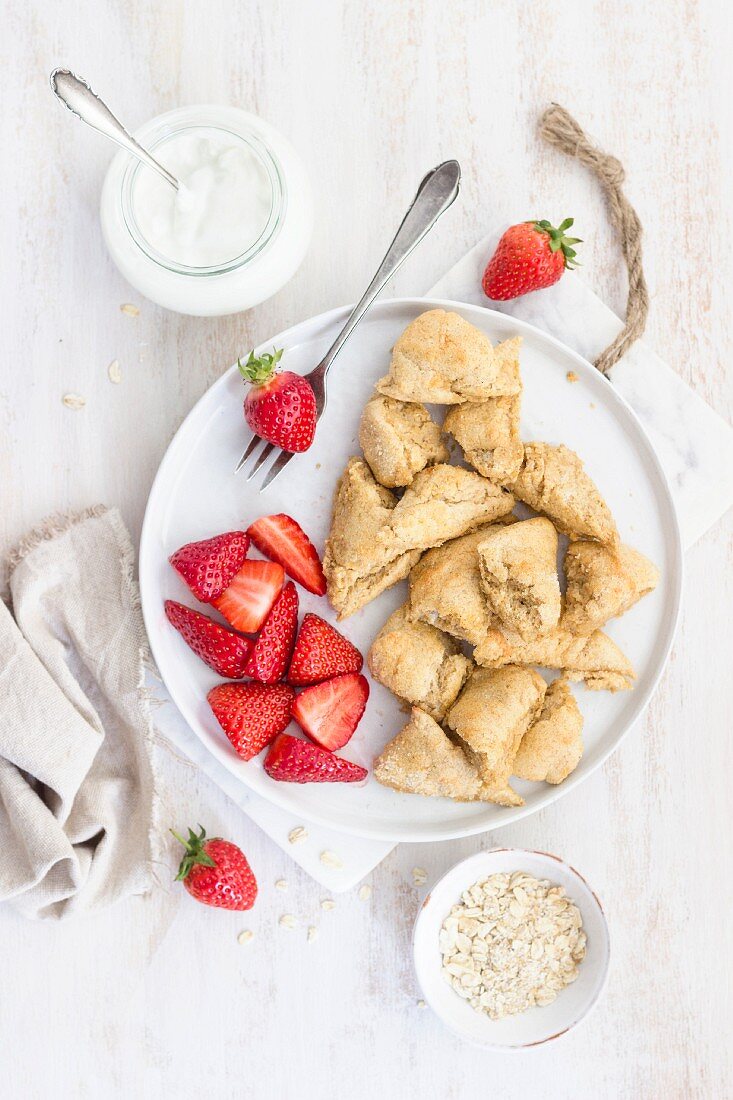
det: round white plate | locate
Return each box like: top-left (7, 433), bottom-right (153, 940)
top-left (413, 848), bottom-right (610, 1049)
top-left (139, 297), bottom-right (682, 841)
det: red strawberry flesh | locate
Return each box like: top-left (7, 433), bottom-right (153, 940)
top-left (287, 613), bottom-right (363, 685)
top-left (482, 218), bottom-right (580, 302)
top-left (244, 581), bottom-right (299, 684)
top-left (208, 681), bottom-right (294, 761)
top-left (264, 733), bottom-right (367, 784)
top-left (211, 559), bottom-right (284, 633)
top-left (240, 350), bottom-right (317, 454)
top-left (173, 826), bottom-right (257, 911)
top-left (169, 531), bottom-right (250, 602)
top-left (164, 599), bottom-right (252, 678)
top-left (247, 514), bottom-right (326, 596)
top-left (291, 672), bottom-right (369, 751)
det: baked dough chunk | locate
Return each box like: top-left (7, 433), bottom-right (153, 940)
top-left (512, 443), bottom-right (619, 546)
top-left (561, 541), bottom-right (660, 635)
top-left (323, 458), bottom-right (421, 619)
top-left (513, 677), bottom-right (584, 784)
top-left (373, 708), bottom-right (482, 799)
top-left (359, 394), bottom-right (448, 488)
top-left (446, 666), bottom-right (546, 788)
top-left (443, 384), bottom-right (523, 485)
top-left (477, 518), bottom-right (561, 641)
top-left (474, 625), bottom-right (635, 692)
top-left (377, 464), bottom-right (515, 556)
top-left (408, 525), bottom-right (508, 645)
top-left (375, 310), bottom-right (521, 404)
top-left (367, 605), bottom-right (473, 720)
top-left (473, 782), bottom-right (524, 806)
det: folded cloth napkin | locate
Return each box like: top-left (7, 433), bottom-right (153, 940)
top-left (0, 506), bottom-right (156, 920)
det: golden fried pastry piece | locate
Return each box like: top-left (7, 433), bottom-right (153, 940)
top-left (474, 625), bottom-right (635, 692)
top-left (323, 458), bottom-right (421, 619)
top-left (378, 464), bottom-right (515, 556)
top-left (513, 677), bottom-right (584, 784)
top-left (408, 526), bottom-right (504, 645)
top-left (359, 393), bottom-right (448, 488)
top-left (512, 442), bottom-right (619, 546)
top-left (446, 666), bottom-right (547, 787)
top-left (477, 518), bottom-right (561, 641)
top-left (443, 365), bottom-right (523, 485)
top-left (367, 605), bottom-right (473, 720)
top-left (561, 541), bottom-right (660, 635)
top-left (373, 708), bottom-right (482, 799)
top-left (375, 310), bottom-right (522, 404)
top-left (470, 782), bottom-right (525, 807)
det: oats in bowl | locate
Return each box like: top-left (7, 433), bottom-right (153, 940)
top-left (439, 870), bottom-right (586, 1020)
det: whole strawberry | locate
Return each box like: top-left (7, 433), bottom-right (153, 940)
top-left (172, 825), bottom-right (257, 911)
top-left (239, 348), bottom-right (316, 453)
top-left (482, 218), bottom-right (581, 301)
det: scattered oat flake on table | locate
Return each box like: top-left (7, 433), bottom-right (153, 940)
top-left (320, 850), bottom-right (343, 869)
top-left (288, 826), bottom-right (308, 845)
top-left (320, 898), bottom-right (335, 911)
top-left (62, 393), bottom-right (86, 410)
top-left (412, 867), bottom-right (428, 886)
top-left (566, 370), bottom-right (580, 383)
top-left (107, 359), bottom-right (122, 384)
top-left (307, 926), bottom-right (318, 942)
top-left (358, 884), bottom-right (372, 901)
top-left (417, 999), bottom-right (426, 1009)
top-left (237, 930), bottom-right (254, 945)
top-left (279, 914), bottom-right (297, 930)
top-left (275, 879), bottom-right (288, 892)
top-left (120, 303), bottom-right (139, 316)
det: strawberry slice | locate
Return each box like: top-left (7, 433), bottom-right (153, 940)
top-left (247, 514), bottom-right (326, 596)
top-left (291, 672), bottom-right (369, 751)
top-left (208, 682), bottom-right (294, 761)
top-left (264, 733), bottom-right (367, 783)
top-left (169, 531), bottom-right (250, 602)
top-left (165, 600), bottom-right (252, 678)
top-left (211, 559), bottom-right (284, 633)
top-left (244, 582), bottom-right (299, 684)
top-left (287, 613), bottom-right (363, 685)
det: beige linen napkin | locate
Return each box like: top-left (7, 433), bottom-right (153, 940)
top-left (0, 506), bottom-right (156, 919)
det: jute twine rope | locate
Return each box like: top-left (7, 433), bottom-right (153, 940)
top-left (538, 103), bottom-right (649, 375)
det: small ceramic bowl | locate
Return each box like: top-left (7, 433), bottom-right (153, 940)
top-left (413, 848), bottom-right (610, 1050)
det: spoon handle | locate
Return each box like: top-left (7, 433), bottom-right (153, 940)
top-left (50, 69), bottom-right (179, 190)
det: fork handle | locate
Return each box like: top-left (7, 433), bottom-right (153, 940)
top-left (316, 160), bottom-right (461, 382)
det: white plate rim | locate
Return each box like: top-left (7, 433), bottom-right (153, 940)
top-left (139, 296), bottom-right (683, 842)
top-left (412, 847), bottom-right (611, 1049)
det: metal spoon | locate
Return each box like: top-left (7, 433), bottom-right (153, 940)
top-left (49, 68), bottom-right (180, 191)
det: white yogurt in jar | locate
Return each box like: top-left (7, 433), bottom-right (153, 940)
top-left (100, 105), bottom-right (313, 315)
top-left (133, 130), bottom-right (273, 268)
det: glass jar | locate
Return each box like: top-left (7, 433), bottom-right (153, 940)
top-left (100, 105), bottom-right (313, 316)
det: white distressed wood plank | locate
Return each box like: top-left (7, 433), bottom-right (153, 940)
top-left (0, 0), bottom-right (731, 1096)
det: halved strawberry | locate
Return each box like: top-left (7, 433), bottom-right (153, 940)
top-left (291, 672), bottom-right (369, 751)
top-left (165, 600), bottom-right (252, 678)
top-left (247, 514), bottom-right (326, 596)
top-left (244, 582), bottom-right (299, 684)
top-left (264, 733), bottom-right (367, 783)
top-left (287, 613), bottom-right (363, 685)
top-left (208, 681), bottom-right (294, 761)
top-left (211, 559), bottom-right (284, 633)
top-left (169, 531), bottom-right (250, 602)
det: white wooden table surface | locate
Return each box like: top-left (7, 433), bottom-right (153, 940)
top-left (1, 2), bottom-right (731, 1097)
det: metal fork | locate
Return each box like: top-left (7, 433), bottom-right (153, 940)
top-left (236, 159), bottom-right (461, 490)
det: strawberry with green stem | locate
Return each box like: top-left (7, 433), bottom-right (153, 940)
top-left (239, 348), bottom-right (317, 453)
top-left (482, 218), bottom-right (582, 301)
top-left (172, 825), bottom-right (257, 911)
